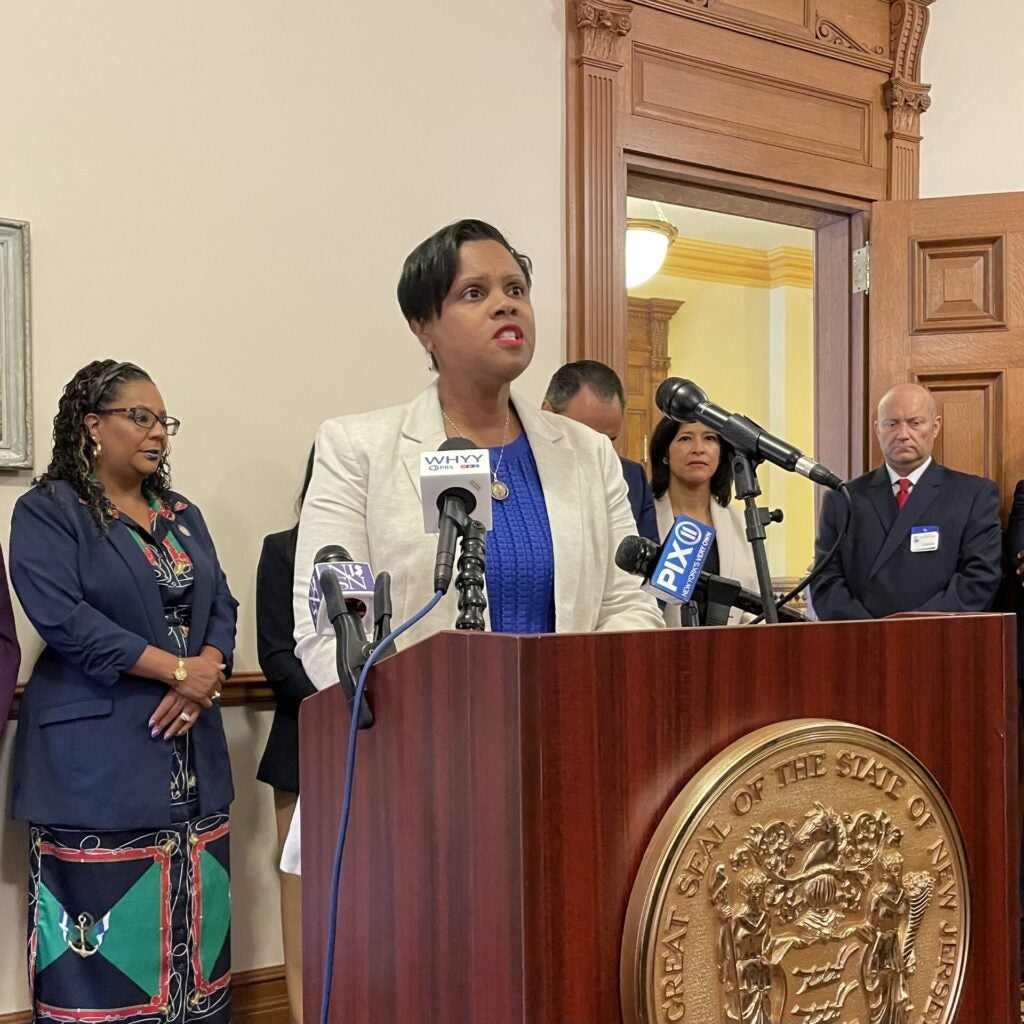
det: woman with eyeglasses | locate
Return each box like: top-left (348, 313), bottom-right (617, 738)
top-left (9, 359), bottom-right (237, 1022)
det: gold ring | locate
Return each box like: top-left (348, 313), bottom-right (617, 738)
top-left (211, 690), bottom-right (221, 700)
top-left (179, 712), bottom-right (192, 723)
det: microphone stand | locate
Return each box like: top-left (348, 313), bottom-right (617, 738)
top-left (732, 452), bottom-right (783, 625)
top-left (455, 519), bottom-right (487, 631)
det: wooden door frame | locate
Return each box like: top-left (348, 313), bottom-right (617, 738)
top-left (626, 158), bottom-right (871, 480)
top-left (566, 0), bottom-right (937, 481)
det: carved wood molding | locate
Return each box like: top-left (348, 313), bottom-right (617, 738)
top-left (629, 1), bottom-right (893, 72)
top-left (628, 297), bottom-right (681, 380)
top-left (567, 1), bottom-right (634, 373)
top-left (890, 0), bottom-right (935, 81)
top-left (576, 0), bottom-right (633, 63)
top-left (815, 18), bottom-right (885, 55)
top-left (884, 0), bottom-right (935, 198)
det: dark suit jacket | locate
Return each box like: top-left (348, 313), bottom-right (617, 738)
top-left (256, 527), bottom-right (316, 793)
top-left (10, 481), bottom-right (237, 827)
top-left (0, 544), bottom-right (19, 729)
top-left (620, 457), bottom-right (659, 544)
top-left (811, 461), bottom-right (1002, 620)
top-left (1004, 480), bottom-right (1024, 680)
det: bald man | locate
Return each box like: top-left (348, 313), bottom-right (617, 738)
top-left (811, 383), bottom-right (1001, 620)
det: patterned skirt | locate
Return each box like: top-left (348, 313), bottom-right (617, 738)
top-left (28, 814), bottom-right (230, 1023)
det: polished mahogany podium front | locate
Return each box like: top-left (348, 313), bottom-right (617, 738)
top-left (300, 615), bottom-right (1018, 1023)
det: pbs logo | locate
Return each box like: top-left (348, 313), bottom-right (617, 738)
top-left (671, 520), bottom-right (705, 547)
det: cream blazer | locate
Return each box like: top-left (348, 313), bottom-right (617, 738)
top-left (292, 380), bottom-right (662, 691)
top-left (654, 493), bottom-right (759, 626)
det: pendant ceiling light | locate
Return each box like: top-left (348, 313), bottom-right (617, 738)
top-left (625, 208), bottom-right (678, 289)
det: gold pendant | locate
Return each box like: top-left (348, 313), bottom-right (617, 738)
top-left (491, 479), bottom-right (510, 501)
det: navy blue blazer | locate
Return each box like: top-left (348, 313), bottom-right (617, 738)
top-left (10, 481), bottom-right (238, 827)
top-left (620, 457), bottom-right (659, 544)
top-left (0, 544), bottom-right (19, 730)
top-left (811, 461), bottom-right (1002, 620)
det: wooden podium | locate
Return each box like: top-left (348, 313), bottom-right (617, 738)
top-left (300, 615), bottom-right (1019, 1023)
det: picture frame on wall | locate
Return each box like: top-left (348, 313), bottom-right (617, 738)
top-left (0, 219), bottom-right (32, 470)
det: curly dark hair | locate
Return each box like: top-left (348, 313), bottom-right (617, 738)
top-left (36, 359), bottom-right (172, 531)
top-left (649, 414), bottom-right (734, 506)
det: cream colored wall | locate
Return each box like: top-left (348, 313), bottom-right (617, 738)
top-left (920, 1), bottom-right (1024, 198)
top-left (0, 1), bottom-right (564, 1010)
top-left (629, 273), bottom-right (815, 578)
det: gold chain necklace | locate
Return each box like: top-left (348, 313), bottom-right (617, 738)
top-left (440, 405), bottom-right (511, 501)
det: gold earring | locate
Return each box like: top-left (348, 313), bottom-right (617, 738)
top-left (92, 436), bottom-right (102, 459)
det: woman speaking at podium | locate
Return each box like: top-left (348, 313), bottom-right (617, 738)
top-left (293, 219), bottom-right (661, 692)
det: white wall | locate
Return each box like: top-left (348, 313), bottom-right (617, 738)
top-left (0, 1), bottom-right (565, 1010)
top-left (919, 1), bottom-right (1024, 198)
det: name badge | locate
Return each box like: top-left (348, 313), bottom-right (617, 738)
top-left (910, 525), bottom-right (940, 553)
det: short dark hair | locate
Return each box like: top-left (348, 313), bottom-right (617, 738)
top-left (649, 414), bottom-right (734, 506)
top-left (544, 360), bottom-right (625, 412)
top-left (397, 219), bottom-right (532, 324)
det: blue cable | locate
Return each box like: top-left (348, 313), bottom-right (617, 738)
top-left (318, 589), bottom-right (445, 1024)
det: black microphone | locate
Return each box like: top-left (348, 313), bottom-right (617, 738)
top-left (432, 438), bottom-right (479, 595)
top-left (615, 535), bottom-right (804, 624)
top-left (656, 378), bottom-right (844, 491)
top-left (315, 545), bottom-right (374, 728)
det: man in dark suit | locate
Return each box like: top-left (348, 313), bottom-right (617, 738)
top-left (542, 360), bottom-right (659, 544)
top-left (811, 382), bottom-right (1001, 620)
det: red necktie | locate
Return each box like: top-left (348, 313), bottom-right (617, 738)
top-left (895, 478), bottom-right (912, 510)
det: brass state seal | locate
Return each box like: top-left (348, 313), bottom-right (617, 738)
top-left (621, 720), bottom-right (969, 1024)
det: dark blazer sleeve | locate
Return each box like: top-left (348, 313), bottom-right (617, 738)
top-left (0, 544), bottom-right (20, 726)
top-left (256, 532), bottom-right (316, 715)
top-left (620, 458), bottom-right (659, 545)
top-left (915, 476), bottom-right (1002, 613)
top-left (10, 489), bottom-right (148, 685)
top-left (809, 487), bottom-right (872, 621)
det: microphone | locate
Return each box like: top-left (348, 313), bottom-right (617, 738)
top-left (615, 534), bottom-right (805, 623)
top-left (420, 438), bottom-right (493, 533)
top-left (656, 378), bottom-right (844, 491)
top-left (309, 545), bottom-right (374, 728)
top-left (420, 437), bottom-right (493, 594)
top-left (616, 514), bottom-right (716, 605)
top-left (308, 545), bottom-right (375, 636)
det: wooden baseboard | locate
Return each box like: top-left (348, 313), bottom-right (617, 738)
top-left (232, 963), bottom-right (291, 1023)
top-left (0, 963), bottom-right (289, 1024)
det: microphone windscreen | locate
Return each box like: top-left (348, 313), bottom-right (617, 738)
top-left (656, 378), bottom-right (708, 420)
top-left (615, 535), bottom-right (660, 576)
top-left (314, 544), bottom-right (352, 565)
top-left (439, 437), bottom-right (477, 452)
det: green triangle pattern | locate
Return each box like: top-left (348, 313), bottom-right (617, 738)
top-left (198, 849), bottom-right (230, 980)
top-left (35, 882), bottom-right (69, 973)
top-left (94, 862), bottom-right (165, 996)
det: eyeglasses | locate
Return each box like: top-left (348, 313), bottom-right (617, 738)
top-left (96, 406), bottom-right (181, 435)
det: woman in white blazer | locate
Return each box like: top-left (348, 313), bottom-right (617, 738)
top-left (649, 414), bottom-right (759, 626)
top-left (293, 220), bottom-right (662, 693)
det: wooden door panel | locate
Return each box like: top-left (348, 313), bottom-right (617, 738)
top-left (870, 191), bottom-right (1024, 519)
